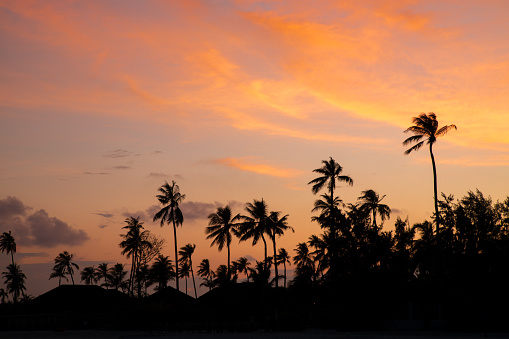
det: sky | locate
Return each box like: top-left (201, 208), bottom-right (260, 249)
top-left (1, 0), bottom-right (509, 297)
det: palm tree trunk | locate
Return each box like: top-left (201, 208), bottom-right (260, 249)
top-left (227, 243), bottom-right (231, 285)
top-left (173, 220), bottom-right (180, 292)
top-left (272, 235), bottom-right (278, 288)
top-left (373, 209), bottom-right (377, 229)
top-left (70, 272), bottom-right (75, 285)
top-left (10, 252), bottom-right (14, 266)
top-left (283, 262), bottom-right (287, 288)
top-left (429, 144), bottom-right (440, 233)
top-left (261, 234), bottom-right (268, 267)
top-left (190, 261), bottom-right (197, 298)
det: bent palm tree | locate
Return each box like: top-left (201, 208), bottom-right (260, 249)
top-left (0, 231), bottom-right (16, 266)
top-left (96, 263), bottom-right (111, 288)
top-left (2, 263), bottom-right (26, 303)
top-left (239, 199), bottom-right (270, 267)
top-left (80, 266), bottom-right (97, 285)
top-left (153, 180), bottom-right (185, 292)
top-left (403, 112), bottom-right (456, 232)
top-left (276, 248), bottom-right (291, 288)
top-left (267, 211), bottom-right (294, 288)
top-left (357, 189), bottom-right (391, 230)
top-left (108, 263), bottom-right (128, 291)
top-left (206, 205), bottom-right (242, 285)
top-left (197, 259), bottom-right (215, 291)
top-left (179, 244), bottom-right (198, 298)
top-left (149, 255), bottom-right (174, 291)
top-left (53, 251), bottom-right (79, 285)
top-left (234, 257), bottom-right (251, 282)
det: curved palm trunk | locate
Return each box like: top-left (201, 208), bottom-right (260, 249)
top-left (261, 234), bottom-right (268, 267)
top-left (190, 259), bottom-right (197, 299)
top-left (429, 143), bottom-right (440, 233)
top-left (283, 261), bottom-right (287, 288)
top-left (70, 271), bottom-right (75, 285)
top-left (10, 252), bottom-right (14, 266)
top-left (227, 243), bottom-right (231, 286)
top-left (172, 220), bottom-right (180, 292)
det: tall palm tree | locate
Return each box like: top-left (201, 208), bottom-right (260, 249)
top-left (293, 242), bottom-right (317, 285)
top-left (267, 211), bottom-right (294, 288)
top-left (95, 263), bottom-right (111, 288)
top-left (2, 263), bottom-right (26, 303)
top-left (239, 199), bottom-right (270, 266)
top-left (153, 180), bottom-right (185, 292)
top-left (119, 216), bottom-right (152, 296)
top-left (403, 112), bottom-right (457, 232)
top-left (357, 189), bottom-right (391, 230)
top-left (276, 248), bottom-right (291, 288)
top-left (179, 243), bottom-right (198, 298)
top-left (308, 158), bottom-right (352, 276)
top-left (197, 259), bottom-right (215, 291)
top-left (49, 265), bottom-right (68, 286)
top-left (53, 251), bottom-right (79, 285)
top-left (0, 231), bottom-right (16, 266)
top-left (206, 205), bottom-right (242, 284)
top-left (149, 255), bottom-right (174, 291)
top-left (80, 266), bottom-right (97, 285)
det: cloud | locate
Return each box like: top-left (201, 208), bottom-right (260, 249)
top-left (17, 252), bottom-right (48, 259)
top-left (180, 201), bottom-right (224, 221)
top-left (84, 171), bottom-right (110, 175)
top-left (147, 172), bottom-right (169, 178)
top-left (0, 197), bottom-right (89, 248)
top-left (98, 224), bottom-right (109, 229)
top-left (213, 157), bottom-right (303, 178)
top-left (103, 149), bottom-right (133, 158)
top-left (93, 212), bottom-right (114, 218)
top-left (110, 165), bottom-right (131, 170)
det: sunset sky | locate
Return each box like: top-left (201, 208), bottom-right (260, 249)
top-left (1, 0), bottom-right (509, 297)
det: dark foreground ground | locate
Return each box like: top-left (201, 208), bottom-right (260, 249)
top-left (1, 330), bottom-right (509, 339)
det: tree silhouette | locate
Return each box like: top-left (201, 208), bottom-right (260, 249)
top-left (239, 199), bottom-right (270, 267)
top-left (153, 180), bottom-right (185, 293)
top-left (308, 158), bottom-right (352, 277)
top-left (403, 112), bottom-right (457, 232)
top-left (2, 263), bottom-right (26, 303)
top-left (197, 259), bottom-right (215, 291)
top-left (206, 205), bottom-right (242, 285)
top-left (96, 263), bottom-right (111, 288)
top-left (50, 265), bottom-right (68, 286)
top-left (0, 288), bottom-right (7, 304)
top-left (149, 255), bottom-right (174, 291)
top-left (80, 266), bottom-right (97, 285)
top-left (267, 211), bottom-right (293, 288)
top-left (276, 248), bottom-right (291, 288)
top-left (234, 257), bottom-right (251, 282)
top-left (119, 216), bottom-right (152, 296)
top-left (52, 251), bottom-right (79, 285)
top-left (179, 261), bottom-right (190, 295)
top-left (179, 243), bottom-right (198, 298)
top-left (0, 231), bottom-right (16, 266)
top-left (357, 189), bottom-right (391, 230)
top-left (108, 263), bottom-right (128, 291)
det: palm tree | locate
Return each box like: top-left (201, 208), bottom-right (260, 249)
top-left (53, 251), bottom-right (79, 285)
top-left (293, 242), bottom-right (316, 285)
top-left (179, 243), bottom-right (198, 298)
top-left (206, 205), bottom-right (242, 284)
top-left (95, 263), bottom-right (111, 288)
top-left (179, 261), bottom-right (190, 295)
top-left (0, 231), bottom-right (16, 266)
top-left (149, 255), bottom-right (174, 291)
top-left (49, 265), bottom-right (68, 286)
top-left (234, 257), bottom-right (251, 282)
top-left (2, 263), bottom-right (26, 303)
top-left (0, 288), bottom-right (8, 304)
top-left (80, 266), bottom-right (97, 285)
top-left (108, 263), bottom-right (128, 291)
top-left (153, 180), bottom-right (186, 292)
top-left (308, 158), bottom-right (353, 276)
top-left (403, 112), bottom-right (457, 232)
top-left (267, 211), bottom-right (294, 288)
top-left (197, 259), bottom-right (215, 291)
top-left (239, 199), bottom-right (270, 266)
top-left (119, 216), bottom-right (152, 296)
top-left (357, 189), bottom-right (391, 230)
top-left (276, 248), bottom-right (291, 288)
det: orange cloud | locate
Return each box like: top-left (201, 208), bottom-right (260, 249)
top-left (214, 157), bottom-right (303, 178)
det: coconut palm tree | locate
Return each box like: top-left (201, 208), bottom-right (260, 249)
top-left (267, 211), bottom-right (294, 288)
top-left (153, 180), bottom-right (186, 292)
top-left (403, 112), bottom-right (457, 232)
top-left (0, 288), bottom-right (7, 304)
top-left (239, 199), bottom-right (270, 266)
top-left (179, 261), bottom-right (190, 295)
top-left (53, 251), bottom-right (79, 285)
top-left (49, 265), bottom-right (68, 286)
top-left (108, 263), bottom-right (128, 291)
top-left (276, 248), bottom-right (291, 288)
top-left (308, 158), bottom-right (352, 276)
top-left (119, 216), bottom-right (152, 296)
top-left (95, 263), bottom-right (111, 288)
top-left (234, 257), bottom-right (251, 282)
top-left (0, 231), bottom-right (16, 266)
top-left (179, 243), bottom-right (198, 298)
top-left (206, 205), bottom-right (242, 284)
top-left (197, 259), bottom-right (215, 291)
top-left (80, 266), bottom-right (97, 285)
top-left (149, 255), bottom-right (174, 291)
top-left (2, 263), bottom-right (26, 303)
top-left (357, 189), bottom-right (391, 230)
